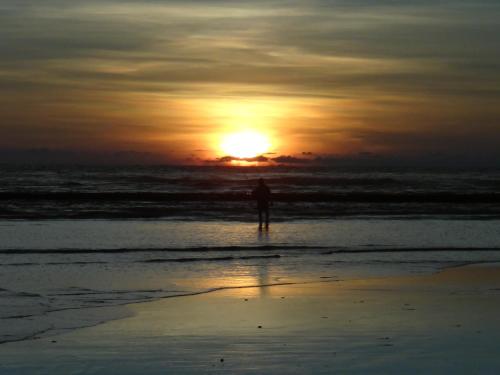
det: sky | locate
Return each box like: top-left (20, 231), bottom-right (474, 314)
top-left (0, 0), bottom-right (499, 165)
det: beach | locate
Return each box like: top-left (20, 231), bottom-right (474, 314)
top-left (2, 264), bottom-right (500, 374)
top-left (2, 219), bottom-right (500, 347)
top-left (1, 167), bottom-right (500, 373)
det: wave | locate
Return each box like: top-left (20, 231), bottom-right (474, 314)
top-left (46, 287), bottom-right (185, 297)
top-left (0, 245), bottom-right (326, 254)
top-left (0, 278), bottom-right (336, 345)
top-left (2, 191), bottom-right (500, 203)
top-left (142, 254), bottom-right (281, 263)
top-left (1, 261), bottom-right (108, 266)
top-left (16, 174), bottom-right (404, 188)
top-left (325, 259), bottom-right (499, 265)
top-left (264, 176), bottom-right (401, 187)
top-left (322, 247), bottom-right (500, 254)
top-left (2, 246), bottom-right (500, 255)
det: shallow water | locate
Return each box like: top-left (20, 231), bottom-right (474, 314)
top-left (2, 219), bottom-right (500, 250)
top-left (1, 218), bottom-right (500, 344)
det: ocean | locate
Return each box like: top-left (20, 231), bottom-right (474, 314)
top-left (2, 165), bottom-right (500, 220)
top-left (1, 165), bottom-right (500, 344)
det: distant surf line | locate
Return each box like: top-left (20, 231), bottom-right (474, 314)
top-left (2, 246), bottom-right (500, 254)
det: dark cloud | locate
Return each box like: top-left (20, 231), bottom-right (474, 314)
top-left (206, 154), bottom-right (316, 165)
top-left (210, 155), bottom-right (269, 163)
top-left (271, 155), bottom-right (313, 164)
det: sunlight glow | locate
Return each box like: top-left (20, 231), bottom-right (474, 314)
top-left (220, 131), bottom-right (271, 158)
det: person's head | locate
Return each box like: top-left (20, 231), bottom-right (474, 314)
top-left (258, 178), bottom-right (265, 186)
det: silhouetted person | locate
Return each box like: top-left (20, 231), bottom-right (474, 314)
top-left (252, 178), bottom-right (272, 230)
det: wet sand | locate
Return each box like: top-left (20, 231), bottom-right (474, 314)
top-left (2, 264), bottom-right (500, 374)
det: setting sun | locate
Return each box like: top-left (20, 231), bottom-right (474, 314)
top-left (220, 131), bottom-right (271, 158)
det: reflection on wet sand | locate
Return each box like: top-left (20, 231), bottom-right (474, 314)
top-left (257, 229), bottom-right (271, 297)
top-left (4, 265), bottom-right (499, 374)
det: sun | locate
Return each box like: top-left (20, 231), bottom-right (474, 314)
top-left (220, 131), bottom-right (271, 158)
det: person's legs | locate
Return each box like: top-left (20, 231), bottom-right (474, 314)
top-left (258, 209), bottom-right (263, 229)
top-left (265, 208), bottom-right (269, 229)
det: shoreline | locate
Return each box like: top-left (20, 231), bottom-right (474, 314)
top-left (1, 261), bottom-right (498, 346)
top-left (3, 217), bottom-right (500, 371)
top-left (3, 263), bottom-right (500, 373)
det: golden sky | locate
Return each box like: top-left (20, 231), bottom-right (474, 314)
top-left (0, 1), bottom-right (499, 164)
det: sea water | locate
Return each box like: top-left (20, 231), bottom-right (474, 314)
top-left (1, 166), bottom-right (500, 343)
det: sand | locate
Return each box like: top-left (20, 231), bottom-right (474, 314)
top-left (2, 264), bottom-right (500, 374)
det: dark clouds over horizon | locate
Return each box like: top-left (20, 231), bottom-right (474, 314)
top-left (1, 0), bottom-right (499, 165)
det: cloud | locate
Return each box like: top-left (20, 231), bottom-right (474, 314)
top-left (1, 0), bottom-right (499, 163)
top-left (205, 154), bottom-right (316, 165)
top-left (0, 148), bottom-right (171, 165)
top-left (204, 155), bottom-right (270, 164)
top-left (271, 155), bottom-right (313, 164)
top-left (2, 0), bottom-right (498, 98)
